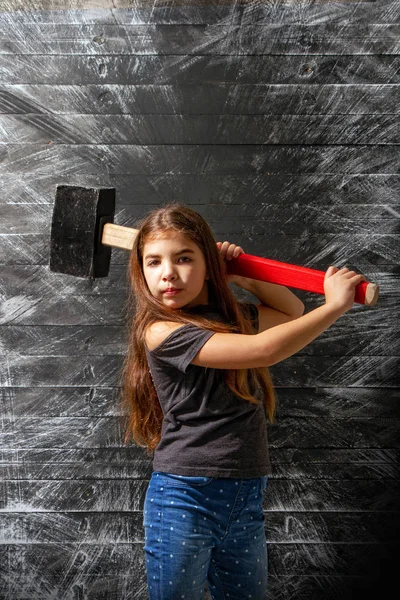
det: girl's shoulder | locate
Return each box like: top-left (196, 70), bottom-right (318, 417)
top-left (145, 321), bottom-right (185, 351)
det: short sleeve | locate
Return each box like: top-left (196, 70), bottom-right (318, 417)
top-left (149, 324), bottom-right (215, 373)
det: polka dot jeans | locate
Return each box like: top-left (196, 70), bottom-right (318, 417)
top-left (143, 472), bottom-right (268, 600)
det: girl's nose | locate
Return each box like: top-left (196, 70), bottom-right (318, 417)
top-left (162, 273), bottom-right (176, 281)
top-left (162, 264), bottom-right (177, 281)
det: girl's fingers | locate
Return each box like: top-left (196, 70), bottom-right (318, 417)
top-left (325, 265), bottom-right (338, 277)
top-left (217, 241), bottom-right (244, 260)
top-left (221, 241), bottom-right (231, 254)
top-left (326, 266), bottom-right (365, 281)
top-left (341, 270), bottom-right (366, 282)
top-left (351, 273), bottom-right (366, 284)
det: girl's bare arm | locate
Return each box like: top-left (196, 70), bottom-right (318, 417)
top-left (191, 266), bottom-right (365, 368)
top-left (232, 275), bottom-right (305, 330)
top-left (218, 241), bottom-right (305, 330)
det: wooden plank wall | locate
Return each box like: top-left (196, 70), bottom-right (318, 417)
top-left (0, 0), bottom-right (399, 598)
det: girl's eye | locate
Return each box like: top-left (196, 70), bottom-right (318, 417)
top-left (178, 256), bottom-right (191, 263)
top-left (147, 260), bottom-right (160, 267)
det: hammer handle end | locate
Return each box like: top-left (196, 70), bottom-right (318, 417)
top-left (364, 283), bottom-right (380, 307)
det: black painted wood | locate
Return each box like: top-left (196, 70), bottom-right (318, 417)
top-left (1, 477), bottom-right (398, 513)
top-left (1, 321), bottom-right (400, 356)
top-left (1, 413), bottom-right (400, 448)
top-left (2, 84), bottom-right (399, 115)
top-left (3, 173), bottom-right (399, 203)
top-left (2, 114), bottom-right (400, 144)
top-left (3, 511), bottom-right (399, 545)
top-left (2, 354), bottom-right (400, 387)
top-left (0, 1), bottom-right (399, 599)
top-left (2, 386), bottom-right (400, 415)
top-left (0, 1), bottom-right (395, 25)
top-left (1, 23), bottom-right (399, 55)
top-left (1, 54), bottom-right (400, 85)
top-left (1, 450), bottom-right (399, 481)
top-left (2, 145), bottom-right (399, 176)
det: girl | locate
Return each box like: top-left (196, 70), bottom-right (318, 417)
top-left (121, 204), bottom-right (365, 600)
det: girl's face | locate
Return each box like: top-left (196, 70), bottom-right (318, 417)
top-left (142, 230), bottom-right (209, 308)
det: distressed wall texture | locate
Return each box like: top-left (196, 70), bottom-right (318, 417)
top-left (0, 1), bottom-right (399, 599)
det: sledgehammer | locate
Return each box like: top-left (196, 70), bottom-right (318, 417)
top-left (49, 185), bottom-right (379, 306)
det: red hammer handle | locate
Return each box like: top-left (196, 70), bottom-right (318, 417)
top-left (226, 253), bottom-right (379, 306)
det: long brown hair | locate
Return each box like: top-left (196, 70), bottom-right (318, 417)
top-left (120, 204), bottom-right (276, 453)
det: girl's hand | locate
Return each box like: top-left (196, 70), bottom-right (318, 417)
top-left (216, 241), bottom-right (244, 282)
top-left (324, 266), bottom-right (366, 312)
top-left (216, 241), bottom-right (244, 261)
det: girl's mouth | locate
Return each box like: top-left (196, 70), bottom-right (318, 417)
top-left (163, 288), bottom-right (182, 296)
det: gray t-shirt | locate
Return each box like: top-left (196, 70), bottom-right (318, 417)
top-left (145, 303), bottom-right (272, 478)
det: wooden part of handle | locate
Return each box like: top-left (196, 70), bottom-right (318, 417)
top-left (226, 253), bottom-right (379, 306)
top-left (102, 222), bottom-right (138, 250)
top-left (101, 223), bottom-right (379, 306)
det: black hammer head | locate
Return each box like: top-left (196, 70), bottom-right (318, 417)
top-left (49, 185), bottom-right (115, 278)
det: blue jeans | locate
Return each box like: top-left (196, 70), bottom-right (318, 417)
top-left (143, 471), bottom-right (268, 600)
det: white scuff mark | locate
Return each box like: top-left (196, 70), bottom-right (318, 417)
top-left (308, 238), bottom-right (352, 268)
top-left (304, 542), bottom-right (339, 572)
top-left (0, 354), bottom-right (13, 388)
top-left (0, 233), bottom-right (44, 262)
top-left (308, 230), bottom-right (400, 266)
top-left (1, 387), bottom-right (17, 422)
top-left (29, 113), bottom-right (80, 145)
top-left (306, 202), bottom-right (391, 248)
top-left (383, 205), bottom-right (400, 218)
top-left (1, 500), bottom-right (37, 514)
top-left (146, 0), bottom-right (158, 27)
top-left (153, 7), bottom-right (247, 85)
top-left (56, 543), bottom-right (91, 593)
top-left (83, 363), bottom-right (95, 381)
top-left (250, 152), bottom-right (265, 171)
top-left (285, 514), bottom-right (296, 536)
top-left (320, 355), bottom-right (391, 388)
top-left (5, 173), bottom-right (49, 204)
top-left (0, 295), bottom-right (40, 325)
top-left (200, 147), bottom-right (212, 175)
